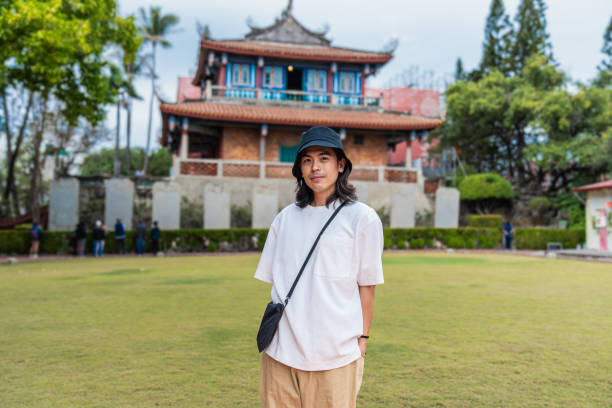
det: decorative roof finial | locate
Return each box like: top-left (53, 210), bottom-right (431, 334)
top-left (284, 0), bottom-right (293, 15)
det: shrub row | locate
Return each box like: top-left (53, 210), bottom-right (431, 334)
top-left (384, 228), bottom-right (502, 250)
top-left (0, 229), bottom-right (269, 256)
top-left (514, 228), bottom-right (585, 250)
top-left (0, 227), bottom-right (585, 255)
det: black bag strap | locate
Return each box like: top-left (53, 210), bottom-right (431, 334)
top-left (284, 201), bottom-right (347, 306)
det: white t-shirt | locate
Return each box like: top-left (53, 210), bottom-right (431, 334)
top-left (254, 200), bottom-right (384, 371)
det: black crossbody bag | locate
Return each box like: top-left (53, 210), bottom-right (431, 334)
top-left (256, 201), bottom-right (346, 352)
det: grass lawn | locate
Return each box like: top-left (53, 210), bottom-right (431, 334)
top-left (1, 252), bottom-right (611, 407)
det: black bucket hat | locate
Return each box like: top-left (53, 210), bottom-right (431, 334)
top-left (291, 126), bottom-right (353, 179)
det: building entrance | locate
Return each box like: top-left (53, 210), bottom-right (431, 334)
top-left (286, 67), bottom-right (303, 91)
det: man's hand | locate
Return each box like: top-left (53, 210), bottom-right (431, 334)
top-left (358, 337), bottom-right (367, 356)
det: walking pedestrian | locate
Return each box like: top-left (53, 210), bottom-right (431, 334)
top-left (255, 127), bottom-right (384, 408)
top-left (29, 222), bottom-right (43, 258)
top-left (150, 221), bottom-right (161, 254)
top-left (503, 220), bottom-right (514, 250)
top-left (92, 220), bottom-right (105, 257)
top-left (135, 219), bottom-right (147, 256)
top-left (114, 218), bottom-right (126, 254)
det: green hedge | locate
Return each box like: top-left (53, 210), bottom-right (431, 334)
top-left (0, 229), bottom-right (269, 255)
top-left (514, 228), bottom-right (585, 250)
top-left (0, 227), bottom-right (586, 255)
top-left (383, 227), bottom-right (502, 250)
top-left (467, 214), bottom-right (504, 228)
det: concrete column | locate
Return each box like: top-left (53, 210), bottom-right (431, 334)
top-left (104, 178), bottom-right (134, 230)
top-left (203, 183), bottom-right (230, 229)
top-left (205, 79), bottom-right (212, 99)
top-left (49, 178), bottom-right (79, 231)
top-left (405, 134), bottom-right (413, 169)
top-left (179, 118), bottom-right (189, 160)
top-left (152, 181), bottom-right (181, 230)
top-left (390, 183), bottom-right (416, 228)
top-left (252, 183), bottom-right (278, 228)
top-left (259, 124), bottom-right (268, 162)
top-left (172, 154), bottom-right (180, 178)
top-left (434, 187), bottom-right (460, 228)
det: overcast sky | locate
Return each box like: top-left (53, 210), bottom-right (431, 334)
top-left (114, 0), bottom-right (611, 152)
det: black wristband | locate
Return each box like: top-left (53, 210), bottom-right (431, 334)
top-left (360, 335), bottom-right (369, 339)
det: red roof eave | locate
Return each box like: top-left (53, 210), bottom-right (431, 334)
top-left (159, 102), bottom-right (441, 142)
top-left (573, 180), bottom-right (612, 192)
top-left (202, 40), bottom-right (393, 64)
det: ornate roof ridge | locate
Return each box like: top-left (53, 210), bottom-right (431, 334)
top-left (203, 38), bottom-right (392, 55)
top-left (244, 0), bottom-right (331, 45)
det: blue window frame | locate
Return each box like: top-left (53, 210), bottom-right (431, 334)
top-left (262, 66), bottom-right (284, 89)
top-left (336, 71), bottom-right (361, 94)
top-left (305, 69), bottom-right (327, 92)
top-left (226, 62), bottom-right (255, 88)
top-left (333, 70), bottom-right (362, 105)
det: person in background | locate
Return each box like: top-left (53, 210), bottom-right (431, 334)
top-left (92, 220), bottom-right (106, 257)
top-left (135, 219), bottom-right (147, 256)
top-left (74, 221), bottom-right (87, 256)
top-left (150, 221), bottom-right (161, 254)
top-left (503, 220), bottom-right (514, 250)
top-left (114, 218), bottom-right (126, 254)
top-left (29, 222), bottom-right (43, 258)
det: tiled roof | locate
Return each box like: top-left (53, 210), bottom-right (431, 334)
top-left (160, 102), bottom-right (442, 134)
top-left (573, 180), bottom-right (612, 192)
top-left (202, 39), bottom-right (393, 64)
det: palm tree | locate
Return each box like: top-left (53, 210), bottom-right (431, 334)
top-left (138, 6), bottom-right (179, 176)
top-left (110, 64), bottom-right (139, 177)
top-left (109, 64), bottom-right (125, 177)
top-left (123, 55), bottom-right (144, 175)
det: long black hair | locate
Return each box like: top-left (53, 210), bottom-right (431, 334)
top-left (294, 148), bottom-right (357, 208)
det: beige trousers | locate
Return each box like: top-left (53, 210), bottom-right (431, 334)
top-left (260, 353), bottom-right (364, 408)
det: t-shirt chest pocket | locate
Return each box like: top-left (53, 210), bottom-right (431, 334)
top-left (313, 235), bottom-right (355, 278)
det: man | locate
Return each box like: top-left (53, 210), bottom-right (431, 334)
top-left (92, 220), bottom-right (105, 257)
top-left (29, 222), bottom-right (43, 258)
top-left (255, 126), bottom-right (384, 408)
top-left (114, 218), bottom-right (126, 254)
top-left (135, 219), bottom-right (147, 256)
top-left (503, 220), bottom-right (514, 250)
top-left (150, 221), bottom-right (161, 254)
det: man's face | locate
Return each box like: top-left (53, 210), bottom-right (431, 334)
top-left (300, 146), bottom-right (345, 199)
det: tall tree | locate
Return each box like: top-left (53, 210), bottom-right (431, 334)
top-left (600, 16), bottom-right (612, 71)
top-left (122, 55), bottom-right (144, 176)
top-left (109, 65), bottom-right (124, 177)
top-left (0, 0), bottom-right (140, 218)
top-left (138, 6), bottom-right (179, 176)
top-left (454, 58), bottom-right (466, 81)
top-left (109, 63), bottom-right (139, 177)
top-left (442, 54), bottom-right (610, 196)
top-left (480, 0), bottom-right (513, 74)
top-left (594, 16), bottom-right (612, 88)
top-left (80, 147), bottom-right (172, 178)
top-left (507, 0), bottom-right (553, 74)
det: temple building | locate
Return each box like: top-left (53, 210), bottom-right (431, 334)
top-left (159, 2), bottom-right (441, 183)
